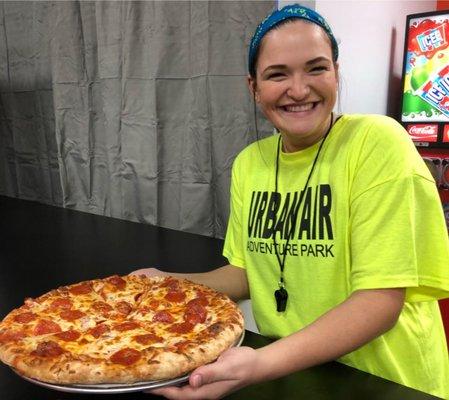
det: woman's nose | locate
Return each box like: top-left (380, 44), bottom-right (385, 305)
top-left (286, 76), bottom-right (310, 100)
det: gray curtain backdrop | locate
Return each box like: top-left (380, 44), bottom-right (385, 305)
top-left (0, 1), bottom-right (274, 238)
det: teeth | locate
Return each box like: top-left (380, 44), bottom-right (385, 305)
top-left (284, 103), bottom-right (314, 112)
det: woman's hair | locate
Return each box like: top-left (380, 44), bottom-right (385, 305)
top-left (248, 4), bottom-right (338, 78)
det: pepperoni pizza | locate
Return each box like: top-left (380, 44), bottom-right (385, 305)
top-left (0, 275), bottom-right (244, 384)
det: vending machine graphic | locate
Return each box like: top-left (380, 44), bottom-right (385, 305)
top-left (400, 9), bottom-right (449, 146)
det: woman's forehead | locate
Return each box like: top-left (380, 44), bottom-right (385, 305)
top-left (263, 20), bottom-right (330, 47)
top-left (257, 20), bottom-right (333, 64)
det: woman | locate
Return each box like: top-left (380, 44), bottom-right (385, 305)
top-left (134, 4), bottom-right (449, 399)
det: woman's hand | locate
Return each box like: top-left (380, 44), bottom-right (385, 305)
top-left (149, 346), bottom-right (261, 400)
top-left (130, 268), bottom-right (169, 278)
top-left (130, 265), bottom-right (249, 302)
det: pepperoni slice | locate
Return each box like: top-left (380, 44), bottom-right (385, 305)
top-left (55, 330), bottom-right (80, 342)
top-left (14, 312), bottom-right (37, 324)
top-left (133, 333), bottom-right (163, 345)
top-left (50, 298), bottom-right (73, 310)
top-left (184, 313), bottom-right (204, 326)
top-left (161, 278), bottom-right (179, 290)
top-left (110, 348), bottom-right (141, 366)
top-left (0, 330), bottom-right (26, 344)
top-left (34, 320), bottom-right (62, 336)
top-left (32, 341), bottom-right (64, 357)
top-left (169, 321), bottom-right (194, 334)
top-left (186, 299), bottom-right (207, 311)
top-left (107, 275), bottom-right (126, 290)
top-left (92, 301), bottom-right (113, 315)
top-left (190, 295), bottom-right (209, 307)
top-left (88, 324), bottom-right (110, 338)
top-left (184, 303), bottom-right (207, 325)
top-left (69, 282), bottom-right (92, 295)
top-left (114, 322), bottom-right (139, 332)
top-left (165, 291), bottom-right (186, 303)
top-left (115, 301), bottom-right (132, 315)
top-left (60, 309), bottom-right (86, 321)
top-left (152, 310), bottom-right (174, 323)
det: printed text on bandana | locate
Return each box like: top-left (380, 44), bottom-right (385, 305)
top-left (246, 185), bottom-right (334, 258)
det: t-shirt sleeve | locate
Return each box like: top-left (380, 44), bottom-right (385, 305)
top-left (348, 116), bottom-right (449, 302)
top-left (223, 155), bottom-right (246, 269)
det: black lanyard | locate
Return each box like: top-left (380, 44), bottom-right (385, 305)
top-left (272, 115), bottom-right (337, 312)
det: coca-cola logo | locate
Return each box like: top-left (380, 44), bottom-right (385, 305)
top-left (407, 124), bottom-right (438, 142)
top-left (408, 125), bottom-right (438, 135)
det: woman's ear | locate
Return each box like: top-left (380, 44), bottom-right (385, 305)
top-left (247, 75), bottom-right (259, 102)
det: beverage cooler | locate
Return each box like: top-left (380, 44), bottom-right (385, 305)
top-left (400, 9), bottom-right (449, 223)
top-left (400, 9), bottom-right (449, 229)
top-left (399, 9), bottom-right (449, 344)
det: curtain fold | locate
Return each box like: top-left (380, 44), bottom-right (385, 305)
top-left (0, 1), bottom-right (274, 238)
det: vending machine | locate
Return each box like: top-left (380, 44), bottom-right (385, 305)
top-left (400, 9), bottom-right (449, 230)
top-left (399, 9), bottom-right (449, 343)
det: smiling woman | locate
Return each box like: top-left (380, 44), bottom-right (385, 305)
top-left (135, 4), bottom-right (449, 400)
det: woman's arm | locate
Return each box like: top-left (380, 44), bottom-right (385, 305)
top-left (131, 264), bottom-right (250, 302)
top-left (255, 287), bottom-right (405, 380)
top-left (150, 287), bottom-right (405, 400)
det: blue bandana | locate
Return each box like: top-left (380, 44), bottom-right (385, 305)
top-left (248, 4), bottom-right (339, 76)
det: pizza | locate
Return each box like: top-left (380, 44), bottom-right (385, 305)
top-left (0, 275), bottom-right (244, 385)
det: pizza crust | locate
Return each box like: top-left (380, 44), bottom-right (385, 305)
top-left (9, 323), bottom-right (241, 383)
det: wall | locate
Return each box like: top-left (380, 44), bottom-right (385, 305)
top-left (317, 0), bottom-right (437, 116)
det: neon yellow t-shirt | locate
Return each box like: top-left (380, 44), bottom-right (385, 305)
top-left (223, 114), bottom-right (449, 398)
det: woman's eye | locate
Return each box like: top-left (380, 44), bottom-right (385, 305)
top-left (310, 66), bottom-right (328, 73)
top-left (267, 72), bottom-right (284, 80)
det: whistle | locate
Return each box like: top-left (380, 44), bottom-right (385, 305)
top-left (274, 287), bottom-right (288, 312)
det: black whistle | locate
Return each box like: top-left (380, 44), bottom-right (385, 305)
top-left (274, 287), bottom-right (288, 312)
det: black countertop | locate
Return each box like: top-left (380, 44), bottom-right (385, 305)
top-left (0, 195), bottom-right (440, 399)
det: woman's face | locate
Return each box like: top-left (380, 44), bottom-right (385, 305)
top-left (250, 20), bottom-right (339, 152)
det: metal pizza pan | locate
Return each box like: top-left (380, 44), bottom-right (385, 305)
top-left (18, 372), bottom-right (189, 394)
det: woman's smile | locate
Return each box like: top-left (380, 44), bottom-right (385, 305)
top-left (280, 102), bottom-right (317, 112)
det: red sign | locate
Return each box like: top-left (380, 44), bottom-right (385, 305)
top-left (407, 124), bottom-right (438, 142)
top-left (444, 125), bottom-right (449, 142)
